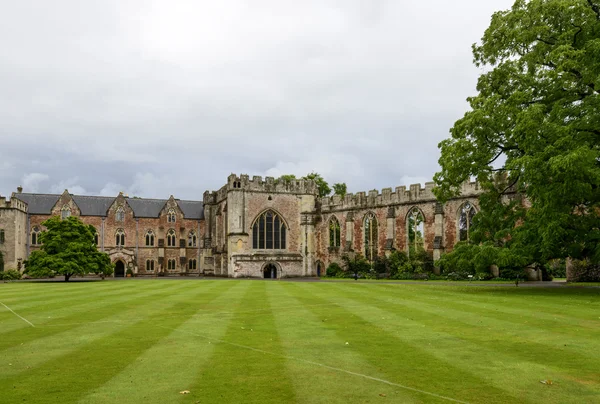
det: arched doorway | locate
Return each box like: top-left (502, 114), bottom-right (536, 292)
top-left (316, 262), bottom-right (322, 277)
top-left (263, 263), bottom-right (277, 279)
top-left (115, 260), bottom-right (125, 277)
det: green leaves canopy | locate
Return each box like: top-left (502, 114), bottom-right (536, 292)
top-left (25, 216), bottom-right (113, 281)
top-left (434, 0), bottom-right (600, 268)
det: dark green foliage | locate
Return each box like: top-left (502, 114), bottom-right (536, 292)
top-left (278, 174), bottom-right (296, 184)
top-left (302, 172), bottom-right (332, 198)
top-left (342, 254), bottom-right (373, 278)
top-left (126, 268), bottom-right (134, 276)
top-left (0, 269), bottom-right (21, 281)
top-left (387, 249), bottom-right (435, 279)
top-left (332, 183), bottom-right (347, 198)
top-left (434, 0), bottom-right (600, 277)
top-left (325, 262), bottom-right (343, 277)
top-left (569, 259), bottom-right (600, 282)
top-left (548, 259), bottom-right (567, 278)
top-left (24, 216), bottom-right (114, 281)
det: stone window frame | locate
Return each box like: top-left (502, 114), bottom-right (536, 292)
top-left (115, 206), bottom-right (125, 222)
top-left (166, 229), bottom-right (176, 247)
top-left (363, 212), bottom-right (378, 262)
top-left (0, 229), bottom-right (5, 244)
top-left (146, 259), bottom-right (155, 272)
top-left (167, 259), bottom-right (176, 270)
top-left (251, 209), bottom-right (288, 250)
top-left (31, 226), bottom-right (41, 246)
top-left (61, 206), bottom-right (71, 220)
top-left (188, 259), bottom-right (197, 270)
top-left (457, 202), bottom-right (477, 243)
top-left (115, 229), bottom-right (126, 247)
top-left (145, 230), bottom-right (155, 246)
top-left (406, 207), bottom-right (426, 256)
top-left (329, 215), bottom-right (341, 248)
top-left (167, 208), bottom-right (177, 223)
top-left (94, 231), bottom-right (99, 246)
top-left (188, 230), bottom-right (197, 247)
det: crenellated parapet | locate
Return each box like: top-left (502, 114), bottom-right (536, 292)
top-left (226, 173), bottom-right (318, 195)
top-left (0, 195), bottom-right (28, 212)
top-left (320, 180), bottom-right (482, 212)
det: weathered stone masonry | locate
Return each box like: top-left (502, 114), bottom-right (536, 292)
top-left (0, 174), bottom-right (483, 278)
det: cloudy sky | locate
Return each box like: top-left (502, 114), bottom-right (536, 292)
top-left (0, 0), bottom-right (514, 200)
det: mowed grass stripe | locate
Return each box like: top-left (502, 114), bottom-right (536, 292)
top-left (0, 280), bottom-right (136, 304)
top-left (79, 281), bottom-right (250, 404)
top-left (0, 281), bottom-right (192, 349)
top-left (0, 281), bottom-right (236, 404)
top-left (316, 283), bottom-right (599, 404)
top-left (0, 281), bottom-right (227, 379)
top-left (187, 281), bottom-right (297, 403)
top-left (267, 282), bottom-right (427, 404)
top-left (285, 282), bottom-right (517, 404)
top-left (335, 283), bottom-right (600, 357)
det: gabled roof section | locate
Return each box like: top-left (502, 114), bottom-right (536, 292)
top-left (72, 195), bottom-right (116, 216)
top-left (125, 198), bottom-right (168, 218)
top-left (14, 193), bottom-right (60, 215)
top-left (177, 200), bottom-right (204, 219)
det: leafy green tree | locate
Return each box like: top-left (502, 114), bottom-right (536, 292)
top-left (303, 172), bottom-right (332, 197)
top-left (278, 174), bottom-right (297, 184)
top-left (24, 216), bottom-right (113, 281)
top-left (332, 183), bottom-right (347, 198)
top-left (434, 0), bottom-right (600, 277)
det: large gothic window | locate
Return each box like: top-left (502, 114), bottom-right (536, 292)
top-left (329, 216), bottom-right (341, 247)
top-left (115, 229), bottom-right (125, 246)
top-left (458, 202), bottom-right (477, 242)
top-left (145, 230), bottom-right (155, 246)
top-left (167, 229), bottom-right (176, 247)
top-left (364, 212), bottom-right (378, 261)
top-left (61, 206), bottom-right (71, 220)
top-left (407, 208), bottom-right (425, 256)
top-left (31, 226), bottom-right (41, 246)
top-left (252, 210), bottom-right (286, 249)
top-left (167, 208), bottom-right (176, 223)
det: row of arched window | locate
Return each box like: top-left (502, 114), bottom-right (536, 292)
top-left (143, 258), bottom-right (198, 272)
top-left (59, 205), bottom-right (179, 223)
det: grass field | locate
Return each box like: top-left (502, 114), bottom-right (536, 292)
top-left (1, 280), bottom-right (599, 404)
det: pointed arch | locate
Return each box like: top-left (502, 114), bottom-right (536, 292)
top-left (458, 202), bottom-right (477, 242)
top-left (115, 229), bottom-right (125, 246)
top-left (145, 230), bottom-right (155, 246)
top-left (364, 212), bottom-right (378, 261)
top-left (252, 209), bottom-right (287, 250)
top-left (188, 230), bottom-right (197, 247)
top-left (31, 226), bottom-right (41, 246)
top-left (406, 207), bottom-right (425, 256)
top-left (329, 215), bottom-right (341, 247)
top-left (61, 206), bottom-right (71, 220)
top-left (167, 228), bottom-right (176, 247)
top-left (115, 206), bottom-right (125, 222)
top-left (167, 208), bottom-right (177, 223)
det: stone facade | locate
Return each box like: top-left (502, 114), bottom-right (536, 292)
top-left (1, 174), bottom-right (485, 278)
top-left (0, 193), bottom-right (28, 271)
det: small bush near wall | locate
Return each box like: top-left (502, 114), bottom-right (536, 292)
top-left (0, 269), bottom-right (22, 281)
top-left (548, 259), bottom-right (566, 278)
top-left (568, 259), bottom-right (600, 282)
top-left (326, 262), bottom-right (343, 277)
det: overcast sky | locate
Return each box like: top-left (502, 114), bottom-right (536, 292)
top-left (0, 0), bottom-right (515, 200)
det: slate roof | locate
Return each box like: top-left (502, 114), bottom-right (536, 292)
top-left (72, 195), bottom-right (115, 216)
top-left (177, 200), bottom-right (205, 220)
top-left (14, 193), bottom-right (60, 215)
top-left (125, 198), bottom-right (168, 218)
top-left (14, 193), bottom-right (204, 219)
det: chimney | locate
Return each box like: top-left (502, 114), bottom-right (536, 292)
top-left (17, 186), bottom-right (23, 193)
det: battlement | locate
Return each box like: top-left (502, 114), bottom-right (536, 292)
top-left (0, 195), bottom-right (28, 212)
top-left (320, 180), bottom-right (482, 211)
top-left (204, 174), bottom-right (318, 205)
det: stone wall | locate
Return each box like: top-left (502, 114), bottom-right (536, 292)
top-left (0, 196), bottom-right (28, 271)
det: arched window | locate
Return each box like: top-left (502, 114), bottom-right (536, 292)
top-left (458, 202), bottom-right (477, 242)
top-left (188, 230), bottom-right (197, 247)
top-left (167, 259), bottom-right (176, 270)
top-left (115, 206), bottom-right (125, 222)
top-left (61, 206), bottom-right (71, 220)
top-left (94, 231), bottom-right (99, 246)
top-left (252, 210), bottom-right (286, 249)
top-left (188, 259), bottom-right (197, 270)
top-left (146, 260), bottom-right (155, 272)
top-left (31, 226), bottom-right (41, 246)
top-left (145, 230), bottom-right (155, 246)
top-left (167, 208), bottom-right (176, 223)
top-left (329, 216), bottom-right (341, 247)
top-left (407, 208), bottom-right (425, 256)
top-left (167, 229), bottom-right (176, 247)
top-left (364, 212), bottom-right (378, 261)
top-left (115, 229), bottom-right (125, 246)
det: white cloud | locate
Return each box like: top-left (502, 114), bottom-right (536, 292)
top-left (21, 173), bottom-right (49, 193)
top-left (49, 177), bottom-right (87, 195)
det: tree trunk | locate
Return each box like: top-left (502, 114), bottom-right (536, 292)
top-left (65, 273), bottom-right (71, 282)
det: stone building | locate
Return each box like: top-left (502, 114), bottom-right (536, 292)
top-left (0, 174), bottom-right (483, 278)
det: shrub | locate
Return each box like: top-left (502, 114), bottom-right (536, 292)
top-left (569, 259), bottom-right (600, 282)
top-left (326, 262), bottom-right (342, 277)
top-left (126, 268), bottom-right (134, 276)
top-left (0, 269), bottom-right (22, 281)
top-left (548, 259), bottom-right (566, 278)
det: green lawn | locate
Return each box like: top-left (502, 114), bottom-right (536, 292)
top-left (0, 280), bottom-right (599, 404)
